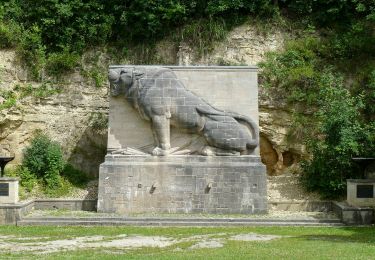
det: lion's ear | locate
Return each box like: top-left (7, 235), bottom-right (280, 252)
top-left (133, 70), bottom-right (144, 79)
top-left (120, 68), bottom-right (130, 75)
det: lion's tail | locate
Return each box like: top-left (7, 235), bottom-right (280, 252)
top-left (228, 112), bottom-right (259, 150)
top-left (196, 107), bottom-right (259, 150)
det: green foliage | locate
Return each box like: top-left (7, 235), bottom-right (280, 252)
top-left (62, 164), bottom-right (91, 187)
top-left (85, 67), bottom-right (106, 88)
top-left (300, 85), bottom-right (371, 198)
top-left (0, 20), bottom-right (20, 48)
top-left (89, 112), bottom-right (108, 131)
top-left (10, 0), bottom-right (113, 53)
top-left (0, 95), bottom-right (16, 111)
top-left (179, 18), bottom-right (230, 55)
top-left (115, 0), bottom-right (187, 41)
top-left (206, 0), bottom-right (277, 16)
top-left (260, 31), bottom-right (375, 198)
top-left (46, 52), bottom-right (80, 76)
top-left (260, 36), bottom-right (321, 104)
top-left (16, 166), bottom-right (38, 192)
top-left (0, 87), bottom-right (17, 110)
top-left (22, 133), bottom-right (65, 189)
top-left (16, 25), bottom-right (46, 80)
top-left (0, 83), bottom-right (62, 111)
top-left (18, 133), bottom-right (91, 197)
top-left (284, 0), bottom-right (375, 26)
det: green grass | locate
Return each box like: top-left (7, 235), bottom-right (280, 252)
top-left (0, 226), bottom-right (374, 259)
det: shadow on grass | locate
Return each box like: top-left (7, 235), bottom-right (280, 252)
top-left (297, 227), bottom-right (375, 244)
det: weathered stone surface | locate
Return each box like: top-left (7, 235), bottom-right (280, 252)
top-left (178, 24), bottom-right (287, 66)
top-left (0, 51), bottom-right (108, 177)
top-left (0, 178), bottom-right (18, 204)
top-left (347, 179), bottom-right (375, 207)
top-left (98, 155), bottom-right (267, 214)
top-left (107, 66), bottom-right (260, 155)
top-left (108, 66), bottom-right (259, 156)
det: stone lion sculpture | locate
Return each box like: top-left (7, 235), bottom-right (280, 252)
top-left (108, 67), bottom-right (259, 156)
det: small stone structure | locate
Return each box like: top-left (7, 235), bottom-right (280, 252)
top-left (347, 158), bottom-right (375, 208)
top-left (0, 177), bottom-right (19, 204)
top-left (347, 179), bottom-right (375, 207)
top-left (98, 66), bottom-right (267, 214)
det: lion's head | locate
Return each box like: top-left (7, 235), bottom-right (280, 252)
top-left (108, 68), bottom-right (134, 96)
top-left (108, 68), bottom-right (146, 97)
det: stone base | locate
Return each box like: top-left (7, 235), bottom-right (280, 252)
top-left (347, 179), bottom-right (375, 207)
top-left (333, 201), bottom-right (374, 225)
top-left (97, 155), bottom-right (267, 214)
top-left (0, 178), bottom-right (19, 204)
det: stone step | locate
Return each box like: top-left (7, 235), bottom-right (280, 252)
top-left (17, 217), bottom-right (344, 227)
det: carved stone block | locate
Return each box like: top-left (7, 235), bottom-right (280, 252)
top-left (98, 66), bottom-right (267, 214)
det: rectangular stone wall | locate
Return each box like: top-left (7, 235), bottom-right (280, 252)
top-left (98, 155), bottom-right (267, 214)
top-left (107, 66), bottom-right (259, 155)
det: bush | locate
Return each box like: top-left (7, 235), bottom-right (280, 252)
top-left (12, 0), bottom-right (113, 53)
top-left (260, 35), bottom-right (375, 198)
top-left (0, 21), bottom-right (20, 48)
top-left (17, 25), bottom-right (46, 80)
top-left (23, 133), bottom-right (65, 189)
top-left (300, 85), bottom-right (370, 198)
top-left (46, 52), bottom-right (80, 76)
top-left (62, 164), bottom-right (90, 187)
top-left (17, 166), bottom-right (37, 192)
top-left (259, 36), bottom-right (321, 104)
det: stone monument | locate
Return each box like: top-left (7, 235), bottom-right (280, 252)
top-left (97, 66), bottom-right (267, 214)
top-left (347, 158), bottom-right (375, 207)
top-left (0, 150), bottom-right (18, 204)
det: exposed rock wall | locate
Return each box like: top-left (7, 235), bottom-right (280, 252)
top-left (0, 51), bottom-right (108, 177)
top-left (0, 22), bottom-right (304, 179)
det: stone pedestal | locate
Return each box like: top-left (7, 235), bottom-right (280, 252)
top-left (98, 155), bottom-right (267, 214)
top-left (347, 179), bottom-right (375, 207)
top-left (0, 178), bottom-right (19, 204)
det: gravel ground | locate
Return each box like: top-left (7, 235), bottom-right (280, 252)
top-left (26, 209), bottom-right (338, 220)
top-left (0, 233), bottom-right (285, 254)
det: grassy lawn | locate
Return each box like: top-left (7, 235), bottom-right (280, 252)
top-left (0, 226), bottom-right (374, 259)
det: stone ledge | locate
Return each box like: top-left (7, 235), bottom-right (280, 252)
top-left (109, 65), bottom-right (258, 71)
top-left (0, 199), bottom-right (97, 225)
top-left (34, 199), bottom-right (97, 211)
top-left (332, 201), bottom-right (374, 225)
top-left (268, 200), bottom-right (332, 212)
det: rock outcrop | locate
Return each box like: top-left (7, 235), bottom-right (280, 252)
top-left (0, 23), bottom-right (305, 180)
top-left (0, 51), bottom-right (108, 177)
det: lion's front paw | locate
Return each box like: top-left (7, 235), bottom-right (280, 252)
top-left (152, 147), bottom-right (170, 156)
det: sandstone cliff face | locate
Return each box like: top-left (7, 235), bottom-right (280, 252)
top-left (0, 51), bottom-right (108, 177)
top-left (0, 23), bottom-right (304, 179)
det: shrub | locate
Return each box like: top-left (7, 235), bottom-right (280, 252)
top-left (13, 0), bottom-right (114, 53)
top-left (260, 35), bottom-right (375, 198)
top-left (62, 164), bottom-right (90, 187)
top-left (17, 25), bottom-right (46, 80)
top-left (23, 133), bottom-right (65, 189)
top-left (46, 52), bottom-right (80, 76)
top-left (300, 85), bottom-right (369, 198)
top-left (17, 166), bottom-right (37, 192)
top-left (0, 21), bottom-right (20, 48)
